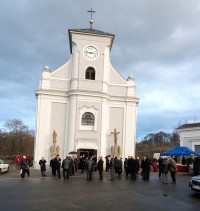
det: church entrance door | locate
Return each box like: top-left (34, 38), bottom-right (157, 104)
top-left (77, 149), bottom-right (97, 169)
top-left (79, 149), bottom-right (97, 158)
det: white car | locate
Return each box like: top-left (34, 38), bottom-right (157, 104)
top-left (189, 175), bottom-right (200, 192)
top-left (0, 159), bottom-right (9, 174)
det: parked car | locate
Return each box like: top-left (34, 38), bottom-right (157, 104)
top-left (189, 175), bottom-right (200, 192)
top-left (0, 159), bottom-right (9, 174)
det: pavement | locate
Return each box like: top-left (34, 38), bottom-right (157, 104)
top-left (0, 167), bottom-right (200, 211)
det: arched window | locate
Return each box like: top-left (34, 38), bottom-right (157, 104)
top-left (82, 112), bottom-right (95, 125)
top-left (85, 67), bottom-right (95, 80)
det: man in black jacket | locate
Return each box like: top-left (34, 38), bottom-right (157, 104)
top-left (50, 156), bottom-right (56, 177)
top-left (97, 156), bottom-right (104, 180)
top-left (80, 155), bottom-right (86, 174)
top-left (39, 157), bottom-right (46, 177)
top-left (129, 156), bottom-right (137, 180)
top-left (143, 155), bottom-right (151, 181)
top-left (158, 156), bottom-right (163, 178)
top-left (54, 155), bottom-right (61, 178)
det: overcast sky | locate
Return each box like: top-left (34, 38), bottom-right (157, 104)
top-left (1, 0), bottom-right (200, 139)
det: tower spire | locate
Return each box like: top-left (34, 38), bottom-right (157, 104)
top-left (87, 8), bottom-right (95, 29)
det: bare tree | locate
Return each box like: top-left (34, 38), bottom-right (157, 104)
top-left (4, 119), bottom-right (28, 133)
top-left (0, 119), bottom-right (34, 159)
top-left (136, 130), bottom-right (180, 159)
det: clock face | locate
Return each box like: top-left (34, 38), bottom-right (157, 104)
top-left (84, 46), bottom-right (98, 60)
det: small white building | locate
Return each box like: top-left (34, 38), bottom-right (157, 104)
top-left (34, 23), bottom-right (139, 168)
top-left (177, 123), bottom-right (200, 153)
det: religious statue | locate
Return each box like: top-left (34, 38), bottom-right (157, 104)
top-left (50, 130), bottom-right (60, 157)
top-left (111, 128), bottom-right (120, 157)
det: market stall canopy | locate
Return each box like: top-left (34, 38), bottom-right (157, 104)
top-left (160, 146), bottom-right (199, 156)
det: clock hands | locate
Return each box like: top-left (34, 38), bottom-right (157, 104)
top-left (85, 51), bottom-right (95, 54)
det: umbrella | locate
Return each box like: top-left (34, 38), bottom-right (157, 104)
top-left (68, 151), bottom-right (78, 155)
top-left (105, 155), bottom-right (111, 158)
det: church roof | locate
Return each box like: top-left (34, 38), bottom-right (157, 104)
top-left (69, 28), bottom-right (115, 36)
top-left (177, 123), bottom-right (200, 130)
top-left (68, 28), bottom-right (115, 53)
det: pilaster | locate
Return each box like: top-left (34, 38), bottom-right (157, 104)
top-left (100, 98), bottom-right (108, 158)
top-left (66, 95), bottom-right (77, 154)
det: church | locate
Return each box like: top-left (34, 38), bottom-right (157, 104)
top-left (34, 14), bottom-right (139, 168)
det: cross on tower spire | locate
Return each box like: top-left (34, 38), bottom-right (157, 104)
top-left (87, 8), bottom-right (95, 29)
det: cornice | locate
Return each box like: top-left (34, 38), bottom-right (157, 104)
top-left (35, 89), bottom-right (139, 104)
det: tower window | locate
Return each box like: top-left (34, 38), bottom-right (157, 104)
top-left (85, 67), bottom-right (95, 80)
top-left (82, 112), bottom-right (94, 125)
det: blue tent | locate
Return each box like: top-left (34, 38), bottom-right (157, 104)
top-left (160, 146), bottom-right (198, 156)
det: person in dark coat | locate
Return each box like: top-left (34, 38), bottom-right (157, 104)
top-left (80, 155), bottom-right (86, 174)
top-left (39, 157), bottom-right (46, 177)
top-left (186, 157), bottom-right (193, 167)
top-left (135, 157), bottom-right (140, 178)
top-left (114, 157), bottom-right (118, 173)
top-left (92, 155), bottom-right (97, 171)
top-left (109, 155), bottom-right (115, 181)
top-left (193, 155), bottom-right (200, 176)
top-left (129, 156), bottom-right (137, 180)
top-left (69, 157), bottom-right (75, 176)
top-left (161, 158), bottom-right (170, 184)
top-left (105, 157), bottom-right (109, 171)
top-left (62, 156), bottom-right (71, 180)
top-left (74, 157), bottom-right (78, 171)
top-left (115, 157), bottom-right (123, 178)
top-left (26, 159), bottom-right (30, 177)
top-left (124, 158), bottom-right (129, 178)
top-left (158, 157), bottom-right (163, 178)
top-left (54, 155), bottom-right (61, 178)
top-left (140, 158), bottom-right (145, 179)
top-left (97, 156), bottom-right (104, 180)
top-left (142, 155), bottom-right (151, 181)
top-left (127, 156), bottom-right (132, 178)
top-left (85, 156), bottom-right (95, 180)
top-left (182, 156), bottom-right (186, 165)
top-left (50, 156), bottom-right (56, 177)
top-left (20, 155), bottom-right (28, 178)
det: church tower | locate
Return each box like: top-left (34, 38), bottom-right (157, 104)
top-left (34, 12), bottom-right (139, 168)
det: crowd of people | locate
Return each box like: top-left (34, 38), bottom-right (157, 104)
top-left (157, 156), bottom-right (177, 184)
top-left (19, 154), bottom-right (200, 183)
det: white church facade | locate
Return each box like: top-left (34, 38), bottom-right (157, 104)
top-left (34, 23), bottom-right (139, 168)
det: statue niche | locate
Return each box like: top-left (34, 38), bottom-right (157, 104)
top-left (111, 128), bottom-right (120, 157)
top-left (50, 130), bottom-right (60, 157)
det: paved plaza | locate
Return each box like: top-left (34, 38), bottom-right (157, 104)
top-left (0, 168), bottom-right (200, 211)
